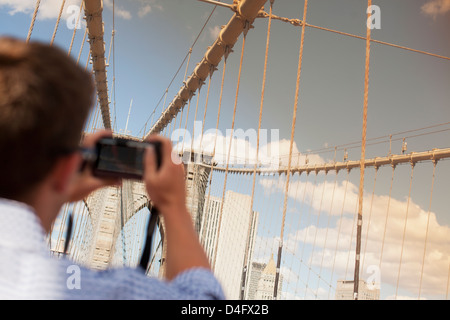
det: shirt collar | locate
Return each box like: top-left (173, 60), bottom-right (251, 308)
top-left (0, 198), bottom-right (49, 253)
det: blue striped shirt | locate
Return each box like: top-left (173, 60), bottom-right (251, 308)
top-left (0, 199), bottom-right (225, 300)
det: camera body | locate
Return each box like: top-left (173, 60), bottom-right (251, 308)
top-left (91, 137), bottom-right (162, 180)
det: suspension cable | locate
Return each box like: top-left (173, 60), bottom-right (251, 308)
top-left (354, 0), bottom-right (372, 299)
top-left (240, 0), bottom-right (274, 299)
top-left (67, 2), bottom-right (84, 56)
top-left (138, 5), bottom-right (219, 137)
top-left (26, 0), bottom-right (41, 43)
top-left (418, 160), bottom-right (437, 299)
top-left (213, 33), bottom-right (248, 271)
top-left (395, 162), bottom-right (415, 299)
top-left (50, 0), bottom-right (66, 45)
top-left (275, 0), bottom-right (308, 299)
top-left (256, 11), bottom-right (450, 61)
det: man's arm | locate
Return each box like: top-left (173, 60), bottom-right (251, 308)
top-left (143, 136), bottom-right (211, 281)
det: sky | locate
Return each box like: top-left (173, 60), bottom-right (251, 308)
top-left (1, 0), bottom-right (449, 300)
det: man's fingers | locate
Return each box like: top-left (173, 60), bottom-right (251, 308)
top-left (144, 146), bottom-right (157, 181)
top-left (145, 135), bottom-right (174, 168)
top-left (82, 129), bottom-right (113, 148)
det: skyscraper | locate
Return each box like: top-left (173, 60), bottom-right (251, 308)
top-left (200, 195), bottom-right (222, 262)
top-left (246, 261), bottom-right (266, 300)
top-left (202, 190), bottom-right (259, 300)
top-left (182, 151), bottom-right (214, 234)
top-left (335, 279), bottom-right (380, 300)
top-left (254, 255), bottom-right (282, 300)
top-left (244, 255), bottom-right (283, 300)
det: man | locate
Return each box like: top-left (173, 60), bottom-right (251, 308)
top-left (0, 37), bottom-right (224, 300)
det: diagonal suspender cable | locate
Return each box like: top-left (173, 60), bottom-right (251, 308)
top-left (256, 11), bottom-right (450, 62)
top-left (379, 165), bottom-right (395, 269)
top-left (353, 0), bottom-right (372, 300)
top-left (418, 160), bottom-right (437, 299)
top-left (213, 32), bottom-right (248, 271)
top-left (395, 162), bottom-right (415, 299)
top-left (26, 0), bottom-right (41, 43)
top-left (50, 0), bottom-right (66, 46)
top-left (76, 28), bottom-right (88, 65)
top-left (328, 170), bottom-right (350, 299)
top-left (274, 0), bottom-right (308, 300)
top-left (200, 56), bottom-right (228, 249)
top-left (361, 166), bottom-right (378, 272)
top-left (239, 0), bottom-right (274, 300)
top-left (139, 1), bottom-right (217, 137)
top-left (68, 2), bottom-right (84, 56)
top-left (144, 0), bottom-right (268, 138)
top-left (316, 171), bottom-right (338, 298)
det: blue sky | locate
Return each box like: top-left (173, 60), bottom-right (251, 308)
top-left (1, 0), bottom-right (450, 300)
top-left (1, 0), bottom-right (448, 148)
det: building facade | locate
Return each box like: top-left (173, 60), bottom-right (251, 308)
top-left (335, 279), bottom-right (380, 300)
top-left (203, 190), bottom-right (259, 300)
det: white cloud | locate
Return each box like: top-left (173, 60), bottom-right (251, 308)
top-left (257, 172), bottom-right (450, 297)
top-left (136, 0), bottom-right (164, 18)
top-left (138, 4), bottom-right (152, 18)
top-left (0, 0), bottom-right (36, 15)
top-left (208, 25), bottom-right (221, 41)
top-left (172, 124), bottom-right (298, 170)
top-left (421, 0), bottom-right (450, 19)
top-left (104, 0), bottom-right (132, 20)
top-left (0, 0), bottom-right (83, 20)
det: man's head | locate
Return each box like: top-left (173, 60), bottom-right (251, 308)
top-left (0, 37), bottom-right (95, 201)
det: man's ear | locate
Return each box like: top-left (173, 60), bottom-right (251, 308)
top-left (50, 153), bottom-right (82, 195)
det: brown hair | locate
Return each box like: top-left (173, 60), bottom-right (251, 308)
top-left (0, 37), bottom-right (95, 199)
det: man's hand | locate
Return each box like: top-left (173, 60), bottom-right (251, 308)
top-left (143, 135), bottom-right (186, 215)
top-left (143, 135), bottom-right (211, 280)
top-left (67, 130), bottom-right (120, 203)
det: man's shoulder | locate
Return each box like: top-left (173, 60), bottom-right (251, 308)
top-left (57, 260), bottom-right (225, 300)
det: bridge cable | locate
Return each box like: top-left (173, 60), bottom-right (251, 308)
top-left (67, 2), bottom-right (84, 56)
top-left (212, 27), bottom-right (249, 271)
top-left (171, 49), bottom-right (195, 138)
top-left (418, 160), bottom-right (437, 299)
top-left (379, 165), bottom-right (396, 269)
top-left (76, 28), bottom-right (88, 65)
top-left (239, 0), bottom-right (274, 300)
top-left (188, 72), bottom-right (214, 235)
top-left (187, 88), bottom-right (203, 233)
top-left (353, 0), bottom-right (372, 299)
top-left (304, 172), bottom-right (328, 299)
top-left (50, 0), bottom-right (66, 46)
top-left (282, 172), bottom-right (304, 298)
top-left (275, 0), bottom-right (309, 300)
top-left (26, 0), bottom-right (41, 43)
top-left (181, 96), bottom-right (193, 154)
top-left (346, 189), bottom-right (359, 281)
top-left (256, 11), bottom-right (450, 62)
top-left (315, 170), bottom-right (339, 298)
top-left (139, 5), bottom-right (219, 137)
top-left (395, 162), bottom-right (415, 299)
top-left (200, 57), bottom-right (229, 248)
top-left (294, 171), bottom-right (317, 297)
top-left (328, 170), bottom-right (350, 299)
top-left (285, 172), bottom-right (308, 298)
top-left (361, 166), bottom-right (379, 274)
